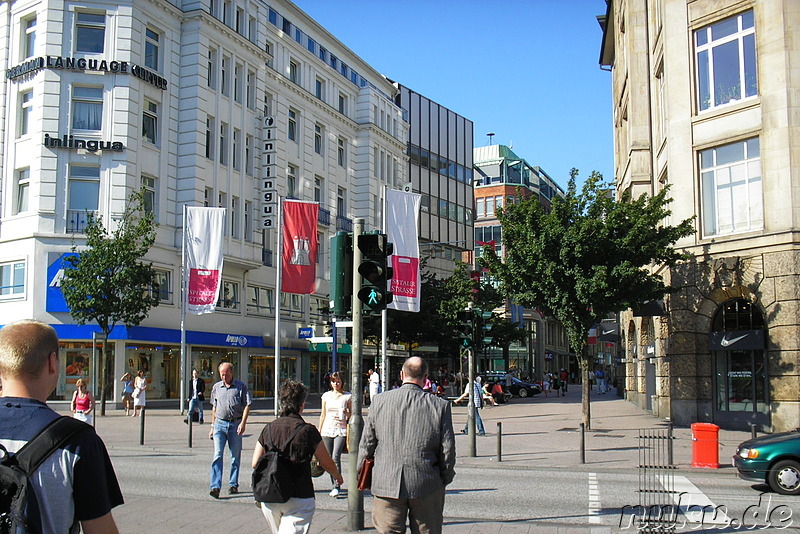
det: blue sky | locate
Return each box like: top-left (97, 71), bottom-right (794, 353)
top-left (292, 0), bottom-right (614, 191)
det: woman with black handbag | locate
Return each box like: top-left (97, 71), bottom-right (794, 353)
top-left (251, 380), bottom-right (342, 534)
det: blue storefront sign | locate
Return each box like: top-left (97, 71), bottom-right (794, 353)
top-left (298, 327), bottom-right (313, 339)
top-left (42, 324), bottom-right (266, 348)
top-left (46, 252), bottom-right (77, 312)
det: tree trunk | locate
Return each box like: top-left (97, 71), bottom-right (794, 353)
top-left (581, 356), bottom-right (592, 430)
top-left (100, 339), bottom-right (111, 416)
top-left (503, 345), bottom-right (510, 371)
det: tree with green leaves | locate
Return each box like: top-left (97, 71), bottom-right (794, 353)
top-left (480, 169), bottom-right (694, 428)
top-left (61, 190), bottom-right (160, 415)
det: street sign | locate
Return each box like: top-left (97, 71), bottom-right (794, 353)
top-left (298, 327), bottom-right (313, 339)
top-left (334, 320), bottom-right (353, 327)
top-left (309, 336), bottom-right (334, 343)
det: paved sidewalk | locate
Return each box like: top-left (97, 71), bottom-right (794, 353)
top-left (74, 389), bottom-right (754, 532)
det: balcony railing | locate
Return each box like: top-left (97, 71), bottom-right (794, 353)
top-left (66, 210), bottom-right (97, 233)
top-left (318, 208), bottom-right (331, 226)
top-left (335, 216), bottom-right (352, 232)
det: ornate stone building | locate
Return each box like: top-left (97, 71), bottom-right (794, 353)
top-left (600, 0), bottom-right (800, 431)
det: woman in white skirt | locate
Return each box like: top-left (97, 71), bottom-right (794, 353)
top-left (71, 379), bottom-right (94, 425)
top-left (132, 369), bottom-right (147, 416)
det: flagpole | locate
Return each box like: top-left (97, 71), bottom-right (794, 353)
top-left (273, 196), bottom-right (283, 417)
top-left (180, 204), bottom-right (188, 416)
top-left (381, 185), bottom-right (388, 393)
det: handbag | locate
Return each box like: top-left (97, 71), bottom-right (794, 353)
top-left (132, 388), bottom-right (140, 399)
top-left (357, 458), bottom-right (374, 491)
top-left (310, 455), bottom-right (325, 478)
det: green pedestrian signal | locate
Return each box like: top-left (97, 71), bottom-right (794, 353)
top-left (356, 233), bottom-right (393, 315)
top-left (457, 310), bottom-right (474, 348)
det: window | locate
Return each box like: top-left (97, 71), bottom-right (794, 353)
top-left (231, 196), bottom-right (240, 238)
top-left (289, 60), bottom-right (299, 85)
top-left (696, 10), bottom-right (757, 112)
top-left (476, 197), bottom-right (485, 218)
top-left (22, 16), bottom-right (36, 59)
top-left (337, 137), bottom-right (346, 167)
top-left (337, 187), bottom-right (346, 216)
top-left (75, 12), bottom-right (105, 53)
top-left (249, 16), bottom-right (256, 42)
top-left (19, 91), bottom-right (33, 137)
top-left (209, 0), bottom-right (217, 17)
top-left (314, 176), bottom-right (324, 206)
top-left (247, 286), bottom-right (273, 315)
top-left (246, 70), bottom-right (255, 108)
top-left (71, 86), bottom-right (103, 130)
top-left (15, 169), bottom-right (30, 214)
top-left (287, 164), bottom-right (297, 198)
top-left (205, 116), bottom-right (214, 159)
top-left (235, 7), bottom-right (243, 34)
top-left (217, 280), bottom-right (239, 310)
top-left (338, 93), bottom-right (347, 115)
top-left (280, 293), bottom-right (303, 318)
top-left (318, 46), bottom-right (327, 63)
top-left (153, 269), bottom-right (171, 303)
top-left (142, 100), bottom-right (158, 144)
top-left (314, 124), bottom-right (323, 154)
top-left (245, 135), bottom-right (253, 175)
top-left (221, 56), bottom-right (229, 96)
top-left (234, 63), bottom-right (242, 102)
top-left (288, 109), bottom-right (297, 142)
top-left (142, 175), bottom-right (156, 217)
top-left (218, 192), bottom-right (227, 233)
top-left (145, 27), bottom-right (159, 70)
top-left (68, 166), bottom-right (100, 223)
top-left (315, 78), bottom-right (325, 100)
top-left (222, 0), bottom-right (231, 26)
top-left (204, 187), bottom-right (212, 207)
top-left (244, 200), bottom-right (252, 241)
top-left (307, 37), bottom-right (316, 54)
top-left (701, 138), bottom-right (762, 236)
top-left (232, 128), bottom-right (240, 169)
top-left (0, 261), bottom-right (25, 297)
top-left (219, 122), bottom-right (228, 165)
top-left (207, 49), bottom-right (217, 89)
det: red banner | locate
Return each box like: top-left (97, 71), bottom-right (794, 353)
top-left (282, 200), bottom-right (318, 294)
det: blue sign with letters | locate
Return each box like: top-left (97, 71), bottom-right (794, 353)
top-left (46, 252), bottom-right (78, 312)
top-left (298, 327), bottom-right (313, 339)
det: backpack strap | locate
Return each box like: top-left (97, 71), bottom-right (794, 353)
top-left (14, 417), bottom-right (89, 475)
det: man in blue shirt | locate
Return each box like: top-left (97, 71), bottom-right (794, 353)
top-left (0, 320), bottom-right (123, 533)
top-left (208, 361), bottom-right (252, 498)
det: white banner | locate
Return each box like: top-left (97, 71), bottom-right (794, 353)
top-left (185, 207), bottom-right (225, 315)
top-left (387, 189), bottom-right (421, 312)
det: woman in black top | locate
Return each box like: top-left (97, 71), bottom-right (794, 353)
top-left (251, 380), bottom-right (343, 533)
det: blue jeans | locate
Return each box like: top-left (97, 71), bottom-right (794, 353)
top-left (462, 407), bottom-right (485, 434)
top-left (210, 419), bottom-right (242, 489)
top-left (188, 398), bottom-right (204, 423)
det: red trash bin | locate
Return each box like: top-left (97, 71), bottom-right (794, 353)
top-left (691, 422), bottom-right (720, 468)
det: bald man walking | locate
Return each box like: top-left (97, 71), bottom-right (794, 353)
top-left (358, 356), bottom-right (456, 534)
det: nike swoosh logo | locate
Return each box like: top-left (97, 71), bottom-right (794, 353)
top-left (721, 334), bottom-right (748, 347)
top-left (602, 329), bottom-right (615, 335)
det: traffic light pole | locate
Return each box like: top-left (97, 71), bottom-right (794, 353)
top-left (348, 218), bottom-right (365, 531)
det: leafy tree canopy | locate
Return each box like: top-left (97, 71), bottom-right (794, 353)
top-left (480, 169), bottom-right (694, 426)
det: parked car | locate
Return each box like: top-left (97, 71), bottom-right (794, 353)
top-left (733, 430), bottom-right (800, 495)
top-left (506, 377), bottom-right (541, 398)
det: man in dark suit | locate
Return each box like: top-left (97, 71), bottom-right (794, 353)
top-left (187, 368), bottom-right (206, 424)
top-left (357, 356), bottom-right (456, 534)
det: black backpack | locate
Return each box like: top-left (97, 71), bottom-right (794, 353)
top-left (0, 416), bottom-right (88, 534)
top-left (252, 422), bottom-right (307, 504)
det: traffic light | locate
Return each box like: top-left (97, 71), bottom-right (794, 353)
top-left (457, 310), bottom-right (474, 348)
top-left (357, 233), bottom-right (393, 315)
top-left (329, 232), bottom-right (353, 317)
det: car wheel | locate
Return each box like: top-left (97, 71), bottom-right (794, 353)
top-left (518, 388), bottom-right (528, 398)
top-left (769, 460), bottom-right (800, 495)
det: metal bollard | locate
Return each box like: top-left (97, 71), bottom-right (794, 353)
top-left (139, 407), bottom-right (145, 445)
top-left (496, 422), bottom-right (502, 462)
top-left (580, 422), bottom-right (586, 464)
top-left (188, 412), bottom-right (193, 448)
top-left (750, 423), bottom-right (757, 439)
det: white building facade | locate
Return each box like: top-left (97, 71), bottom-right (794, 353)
top-left (0, 0), bottom-right (408, 401)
